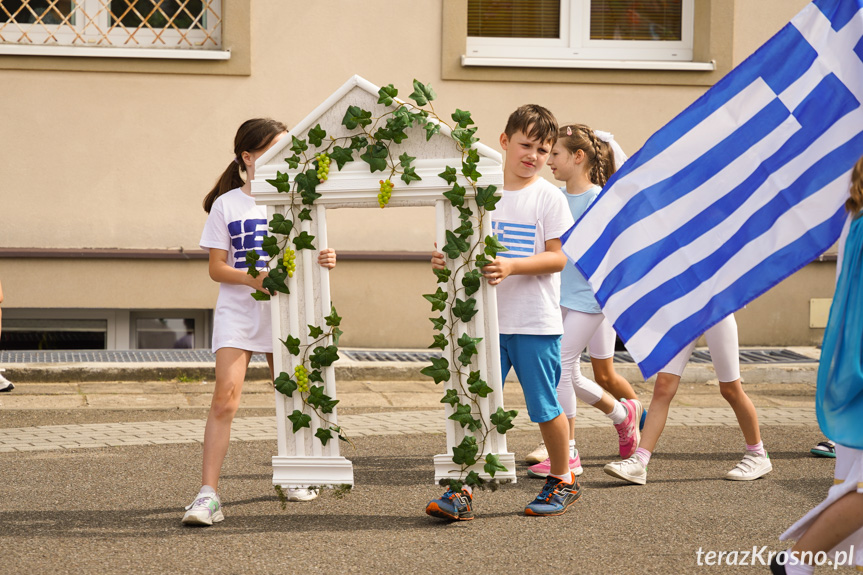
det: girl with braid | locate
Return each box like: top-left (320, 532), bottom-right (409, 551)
top-left (525, 124), bottom-right (644, 480)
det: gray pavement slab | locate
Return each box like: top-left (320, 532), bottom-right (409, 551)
top-left (0, 421), bottom-right (833, 575)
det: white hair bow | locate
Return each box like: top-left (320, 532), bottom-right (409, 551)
top-left (593, 129), bottom-right (628, 170)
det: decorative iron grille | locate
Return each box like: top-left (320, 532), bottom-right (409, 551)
top-left (0, 0), bottom-right (221, 48)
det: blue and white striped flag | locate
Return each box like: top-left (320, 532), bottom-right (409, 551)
top-left (562, 0), bottom-right (863, 378)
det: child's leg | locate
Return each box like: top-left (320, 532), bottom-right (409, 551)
top-left (705, 316), bottom-right (761, 445)
top-left (590, 318), bottom-right (638, 400)
top-left (560, 309), bottom-right (615, 414)
top-left (201, 347), bottom-right (252, 490)
top-left (639, 341), bottom-right (694, 453)
top-left (538, 413), bottom-right (573, 476)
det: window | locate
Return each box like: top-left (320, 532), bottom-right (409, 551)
top-left (464, 0), bottom-right (701, 68)
top-left (0, 0), bottom-right (224, 58)
top-left (1, 318), bottom-right (108, 350)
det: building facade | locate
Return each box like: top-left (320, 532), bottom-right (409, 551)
top-left (0, 0), bottom-right (833, 351)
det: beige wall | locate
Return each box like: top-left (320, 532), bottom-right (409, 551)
top-left (0, 0), bottom-right (832, 350)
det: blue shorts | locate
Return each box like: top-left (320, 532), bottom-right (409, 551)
top-left (499, 333), bottom-right (563, 423)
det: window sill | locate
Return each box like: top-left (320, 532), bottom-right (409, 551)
top-left (461, 55), bottom-right (715, 71)
top-left (0, 44), bottom-right (230, 60)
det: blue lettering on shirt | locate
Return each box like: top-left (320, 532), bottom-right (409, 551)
top-left (229, 218), bottom-right (268, 268)
top-left (493, 220), bottom-right (536, 258)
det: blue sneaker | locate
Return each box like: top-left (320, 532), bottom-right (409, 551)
top-left (425, 487), bottom-right (474, 521)
top-left (524, 474), bottom-right (582, 516)
top-left (640, 408), bottom-right (648, 431)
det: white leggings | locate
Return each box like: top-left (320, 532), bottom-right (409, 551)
top-left (557, 307), bottom-right (618, 419)
top-left (660, 314), bottom-right (741, 382)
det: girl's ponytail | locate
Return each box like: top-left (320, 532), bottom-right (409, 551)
top-left (203, 159), bottom-right (245, 213)
top-left (202, 118), bottom-right (288, 214)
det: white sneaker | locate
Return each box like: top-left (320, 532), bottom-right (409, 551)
top-left (604, 456), bottom-right (647, 485)
top-left (525, 441), bottom-right (548, 465)
top-left (0, 371), bottom-right (14, 392)
top-left (182, 492), bottom-right (224, 526)
top-left (286, 487), bottom-right (318, 502)
top-left (725, 451), bottom-right (772, 481)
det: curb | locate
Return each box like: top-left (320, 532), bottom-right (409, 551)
top-left (1, 361), bottom-right (819, 385)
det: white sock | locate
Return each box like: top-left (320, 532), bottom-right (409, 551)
top-left (461, 485), bottom-right (473, 495)
top-left (607, 400), bottom-right (627, 425)
top-left (199, 485), bottom-right (216, 496)
top-left (746, 441), bottom-right (766, 456)
top-left (550, 471), bottom-right (574, 483)
top-left (569, 439), bottom-right (576, 458)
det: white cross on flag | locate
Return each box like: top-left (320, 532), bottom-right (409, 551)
top-left (562, 0), bottom-right (863, 378)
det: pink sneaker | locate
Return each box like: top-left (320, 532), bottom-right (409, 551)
top-left (614, 399), bottom-right (643, 459)
top-left (527, 451), bottom-right (584, 478)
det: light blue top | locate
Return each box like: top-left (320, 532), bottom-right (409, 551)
top-left (560, 185), bottom-right (602, 314)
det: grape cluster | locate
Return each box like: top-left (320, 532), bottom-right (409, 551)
top-left (316, 153), bottom-right (331, 183)
top-left (294, 364), bottom-right (309, 393)
top-left (378, 179), bottom-right (394, 208)
top-left (283, 247), bottom-right (297, 278)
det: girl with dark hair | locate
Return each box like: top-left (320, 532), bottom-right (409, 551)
top-left (183, 119), bottom-right (337, 526)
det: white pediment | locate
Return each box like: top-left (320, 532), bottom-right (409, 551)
top-left (252, 75), bottom-right (502, 208)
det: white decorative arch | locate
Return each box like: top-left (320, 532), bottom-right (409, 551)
top-left (252, 75), bottom-right (516, 487)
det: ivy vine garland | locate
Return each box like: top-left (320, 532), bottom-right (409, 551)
top-left (250, 80), bottom-right (519, 491)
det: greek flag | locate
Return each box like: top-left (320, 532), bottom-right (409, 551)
top-left (562, 0), bottom-right (863, 378)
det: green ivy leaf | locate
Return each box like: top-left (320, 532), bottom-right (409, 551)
top-left (429, 316), bottom-right (447, 331)
top-left (350, 135), bottom-right (368, 150)
top-left (452, 435), bottom-right (478, 466)
top-left (440, 389), bottom-right (460, 406)
top-left (308, 124), bottom-right (327, 147)
top-left (449, 403), bottom-right (481, 431)
top-left (315, 427), bottom-right (334, 446)
top-left (269, 213), bottom-right (293, 235)
top-left (429, 333), bottom-right (448, 350)
top-left (342, 105), bottom-right (372, 130)
top-left (453, 127), bottom-right (479, 150)
top-left (330, 146), bottom-right (354, 170)
top-left (409, 79), bottom-right (436, 106)
top-left (360, 143), bottom-right (389, 173)
top-left (297, 208), bottom-right (313, 222)
top-left (331, 326), bottom-right (344, 346)
top-left (483, 453), bottom-right (507, 477)
top-left (398, 152), bottom-right (415, 168)
top-left (246, 254), bottom-right (263, 281)
top-left (464, 470), bottom-right (485, 489)
top-left (438, 166), bottom-right (458, 185)
top-left (309, 345), bottom-right (339, 368)
top-left (462, 158), bottom-right (482, 182)
top-left (442, 230), bottom-right (469, 259)
top-left (293, 231), bottom-right (316, 251)
top-left (475, 253), bottom-right (493, 269)
top-left (420, 356), bottom-right (450, 384)
top-left (262, 267), bottom-right (289, 295)
top-left (476, 185), bottom-right (501, 211)
top-left (443, 183), bottom-right (466, 207)
top-left (462, 269), bottom-right (482, 296)
top-left (423, 122), bottom-right (441, 141)
top-left (377, 84), bottom-right (399, 106)
top-left (400, 166), bottom-right (421, 185)
top-left (325, 306), bottom-right (342, 327)
top-left (266, 171), bottom-right (291, 193)
top-left (290, 135), bottom-right (309, 155)
top-left (457, 205), bottom-right (474, 221)
top-left (308, 325), bottom-right (324, 339)
top-left (295, 170), bottom-right (321, 204)
top-left (454, 218), bottom-right (474, 239)
top-left (308, 369), bottom-right (324, 383)
top-left (451, 108), bottom-right (474, 128)
top-left (457, 333), bottom-right (482, 366)
top-left (382, 115), bottom-right (409, 143)
top-left (485, 234), bottom-right (508, 259)
top-left (467, 371), bottom-right (493, 397)
top-left (273, 372), bottom-right (298, 397)
top-left (281, 335), bottom-right (301, 355)
top-left (432, 267), bottom-right (451, 284)
top-left (251, 290), bottom-right (271, 301)
top-left (422, 287), bottom-right (448, 312)
top-left (261, 235), bottom-right (280, 257)
top-left (288, 410), bottom-right (312, 433)
top-left (452, 297), bottom-right (478, 323)
top-left (308, 385), bottom-right (339, 413)
top-left (285, 155), bottom-right (301, 169)
top-left (490, 407), bottom-right (518, 434)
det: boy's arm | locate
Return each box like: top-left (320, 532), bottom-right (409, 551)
top-left (481, 238), bottom-right (567, 286)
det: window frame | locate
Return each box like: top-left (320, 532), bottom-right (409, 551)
top-left (465, 0), bottom-right (696, 64)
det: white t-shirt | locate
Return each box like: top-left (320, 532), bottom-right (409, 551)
top-left (199, 188), bottom-right (273, 353)
top-left (492, 178), bottom-right (576, 335)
